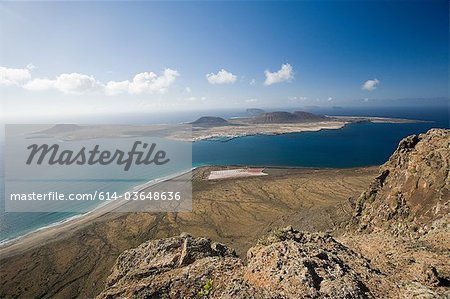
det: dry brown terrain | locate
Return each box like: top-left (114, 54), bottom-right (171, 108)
top-left (0, 166), bottom-right (376, 299)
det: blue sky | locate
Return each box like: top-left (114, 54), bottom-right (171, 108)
top-left (0, 1), bottom-right (448, 118)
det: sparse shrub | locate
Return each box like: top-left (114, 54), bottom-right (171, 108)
top-left (198, 278), bottom-right (213, 298)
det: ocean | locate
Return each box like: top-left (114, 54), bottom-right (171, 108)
top-left (0, 106), bottom-right (448, 242)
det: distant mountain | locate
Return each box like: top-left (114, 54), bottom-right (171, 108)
top-left (190, 116), bottom-right (230, 127)
top-left (293, 111), bottom-right (329, 121)
top-left (251, 111), bottom-right (328, 124)
top-left (246, 108), bottom-right (265, 116)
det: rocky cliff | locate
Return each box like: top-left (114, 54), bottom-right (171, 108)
top-left (351, 128), bottom-right (449, 236)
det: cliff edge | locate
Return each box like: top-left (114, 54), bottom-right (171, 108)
top-left (351, 128), bottom-right (449, 236)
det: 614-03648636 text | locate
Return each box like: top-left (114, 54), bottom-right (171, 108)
top-left (9, 191), bottom-right (182, 201)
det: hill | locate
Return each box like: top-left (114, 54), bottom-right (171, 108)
top-left (251, 111), bottom-right (329, 124)
top-left (190, 116), bottom-right (230, 127)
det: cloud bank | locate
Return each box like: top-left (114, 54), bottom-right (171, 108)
top-left (264, 63), bottom-right (294, 86)
top-left (0, 66), bottom-right (179, 95)
top-left (25, 73), bottom-right (102, 94)
top-left (106, 69), bottom-right (180, 95)
top-left (206, 69), bottom-right (237, 84)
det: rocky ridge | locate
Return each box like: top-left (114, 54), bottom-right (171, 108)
top-left (97, 227), bottom-right (381, 299)
top-left (351, 128), bottom-right (449, 236)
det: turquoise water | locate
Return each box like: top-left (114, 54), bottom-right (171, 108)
top-left (1, 107), bottom-right (448, 242)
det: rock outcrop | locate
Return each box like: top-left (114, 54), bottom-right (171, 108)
top-left (342, 129), bottom-right (450, 298)
top-left (351, 128), bottom-right (450, 236)
top-left (97, 227), bottom-right (381, 299)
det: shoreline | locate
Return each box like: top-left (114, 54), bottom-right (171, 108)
top-left (0, 165), bottom-right (379, 260)
top-left (190, 116), bottom-right (431, 142)
top-left (0, 167), bottom-right (196, 254)
top-left (191, 122), bottom-right (347, 142)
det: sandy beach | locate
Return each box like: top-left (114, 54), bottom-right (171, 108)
top-left (0, 168), bottom-right (194, 259)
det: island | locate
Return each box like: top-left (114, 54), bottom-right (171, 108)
top-left (28, 110), bottom-right (427, 142)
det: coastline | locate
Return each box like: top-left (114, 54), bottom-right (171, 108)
top-left (0, 114), bottom-right (437, 250)
top-left (190, 121), bottom-right (347, 142)
top-left (0, 165), bottom-right (376, 260)
top-left (28, 115), bottom-right (428, 143)
top-left (0, 116), bottom-right (432, 247)
top-left (188, 115), bottom-right (431, 142)
top-left (0, 167), bottom-right (196, 256)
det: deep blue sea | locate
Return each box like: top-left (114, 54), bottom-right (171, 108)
top-left (0, 106), bottom-right (448, 242)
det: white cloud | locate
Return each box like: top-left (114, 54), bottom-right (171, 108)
top-left (0, 66), bottom-right (31, 86)
top-left (105, 68), bottom-right (179, 95)
top-left (362, 79), bottom-right (380, 91)
top-left (1, 65), bottom-right (180, 96)
top-left (24, 73), bottom-right (102, 94)
top-left (327, 97), bottom-right (333, 101)
top-left (264, 63), bottom-right (294, 86)
top-left (185, 86), bottom-right (192, 93)
top-left (128, 69), bottom-right (179, 94)
top-left (23, 78), bottom-right (55, 91)
top-left (245, 98), bottom-right (258, 103)
top-left (206, 69), bottom-right (237, 84)
top-left (250, 79), bottom-right (256, 85)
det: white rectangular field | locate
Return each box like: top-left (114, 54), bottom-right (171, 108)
top-left (208, 168), bottom-right (268, 180)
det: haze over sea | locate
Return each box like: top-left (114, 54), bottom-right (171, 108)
top-left (0, 106), bottom-right (448, 242)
